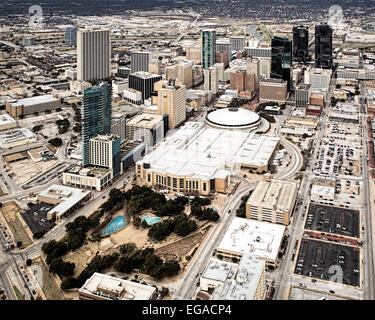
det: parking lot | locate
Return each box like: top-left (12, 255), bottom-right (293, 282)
top-left (19, 203), bottom-right (55, 237)
top-left (305, 203), bottom-right (360, 238)
top-left (314, 120), bottom-right (362, 179)
top-left (294, 239), bottom-right (360, 287)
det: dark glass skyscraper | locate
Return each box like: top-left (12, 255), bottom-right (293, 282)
top-left (82, 82), bottom-right (112, 166)
top-left (293, 25), bottom-right (309, 62)
top-left (315, 24), bottom-right (333, 69)
top-left (65, 26), bottom-right (77, 46)
top-left (201, 30), bottom-right (216, 69)
top-left (271, 36), bottom-right (292, 90)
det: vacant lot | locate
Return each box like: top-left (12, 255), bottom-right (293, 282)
top-left (1, 201), bottom-right (33, 249)
top-left (34, 257), bottom-right (65, 300)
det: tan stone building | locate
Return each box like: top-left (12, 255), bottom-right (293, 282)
top-left (259, 79), bottom-right (288, 104)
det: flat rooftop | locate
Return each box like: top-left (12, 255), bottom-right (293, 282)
top-left (217, 217), bottom-right (286, 262)
top-left (126, 113), bottom-right (163, 129)
top-left (0, 113), bottom-right (16, 126)
top-left (65, 165), bottom-right (110, 178)
top-left (79, 272), bottom-right (156, 300)
top-left (0, 128), bottom-right (35, 144)
top-left (11, 94), bottom-right (59, 107)
top-left (247, 179), bottom-right (298, 213)
top-left (210, 254), bottom-right (265, 300)
top-left (37, 184), bottom-right (90, 218)
top-left (138, 121), bottom-right (278, 181)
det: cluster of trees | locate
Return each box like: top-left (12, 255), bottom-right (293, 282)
top-left (56, 119), bottom-right (70, 134)
top-left (236, 192), bottom-right (252, 218)
top-left (60, 243), bottom-right (180, 290)
top-left (32, 125), bottom-right (43, 132)
top-left (259, 112), bottom-right (276, 123)
top-left (72, 104), bottom-right (82, 133)
top-left (41, 240), bottom-right (75, 278)
top-left (48, 137), bottom-right (62, 147)
top-left (190, 197), bottom-right (219, 221)
top-left (148, 214), bottom-right (197, 241)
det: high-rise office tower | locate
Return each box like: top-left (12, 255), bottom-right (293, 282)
top-left (271, 36), bottom-right (292, 90)
top-left (201, 30), bottom-right (216, 69)
top-left (77, 29), bottom-right (111, 81)
top-left (315, 24), bottom-right (333, 69)
top-left (203, 67), bottom-right (219, 94)
top-left (66, 27), bottom-right (77, 46)
top-left (82, 83), bottom-right (112, 166)
top-left (128, 71), bottom-right (162, 101)
top-left (155, 79), bottom-right (187, 129)
top-left (293, 25), bottom-right (309, 62)
top-left (230, 36), bottom-right (246, 52)
top-left (131, 52), bottom-right (150, 73)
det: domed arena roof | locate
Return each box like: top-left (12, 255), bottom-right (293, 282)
top-left (205, 107), bottom-right (261, 129)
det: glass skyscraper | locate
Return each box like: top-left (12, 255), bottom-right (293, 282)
top-left (65, 27), bottom-right (77, 46)
top-left (315, 24), bottom-right (333, 69)
top-left (81, 82), bottom-right (112, 166)
top-left (293, 25), bottom-right (309, 63)
top-left (271, 36), bottom-right (292, 90)
top-left (201, 30), bottom-right (216, 69)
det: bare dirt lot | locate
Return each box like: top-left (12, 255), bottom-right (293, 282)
top-left (1, 201), bottom-right (32, 249)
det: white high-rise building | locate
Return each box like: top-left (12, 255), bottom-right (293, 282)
top-left (77, 28), bottom-right (111, 81)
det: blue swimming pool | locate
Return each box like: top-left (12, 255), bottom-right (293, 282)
top-left (209, 206), bottom-right (218, 212)
top-left (101, 216), bottom-right (126, 235)
top-left (141, 215), bottom-right (162, 226)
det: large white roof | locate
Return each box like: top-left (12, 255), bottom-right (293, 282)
top-left (206, 107), bottom-right (260, 129)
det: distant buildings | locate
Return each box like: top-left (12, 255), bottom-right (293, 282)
top-left (201, 30), bottom-right (216, 69)
top-left (293, 25), bottom-right (309, 63)
top-left (271, 36), bottom-right (292, 90)
top-left (0, 114), bottom-right (17, 131)
top-left (77, 28), bottom-right (111, 81)
top-left (131, 51), bottom-right (150, 74)
top-left (81, 82), bottom-right (112, 166)
top-left (128, 71), bottom-right (162, 101)
top-left (79, 273), bottom-right (157, 300)
top-left (315, 23), bottom-right (333, 69)
top-left (246, 179), bottom-right (298, 225)
top-left (65, 26), bottom-right (77, 46)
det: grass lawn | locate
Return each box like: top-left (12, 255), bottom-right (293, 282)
top-left (13, 285), bottom-right (25, 300)
top-left (34, 258), bottom-right (65, 300)
top-left (1, 202), bottom-right (33, 249)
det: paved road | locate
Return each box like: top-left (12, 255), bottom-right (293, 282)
top-left (172, 183), bottom-right (256, 300)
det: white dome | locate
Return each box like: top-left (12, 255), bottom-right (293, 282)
top-left (205, 107), bottom-right (261, 129)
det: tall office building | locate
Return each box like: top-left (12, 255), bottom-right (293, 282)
top-left (230, 36), bottom-right (246, 52)
top-left (81, 83), bottom-right (112, 166)
top-left (201, 30), bottom-right (216, 69)
top-left (128, 72), bottom-right (162, 101)
top-left (131, 52), bottom-right (150, 74)
top-left (65, 27), bottom-right (77, 46)
top-left (89, 134), bottom-right (121, 178)
top-left (246, 58), bottom-right (260, 91)
top-left (77, 28), bottom-right (111, 81)
top-left (315, 24), bottom-right (333, 69)
top-left (271, 36), bottom-right (292, 90)
top-left (293, 25), bottom-right (309, 63)
top-left (154, 79), bottom-right (187, 129)
top-left (295, 83), bottom-right (312, 107)
top-left (204, 67), bottom-right (219, 94)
